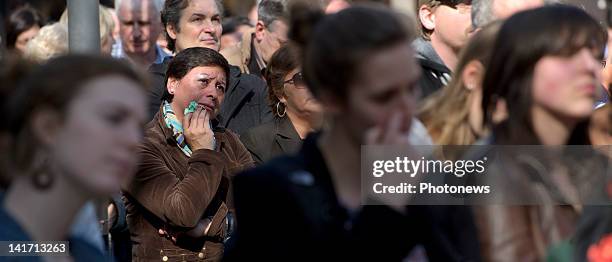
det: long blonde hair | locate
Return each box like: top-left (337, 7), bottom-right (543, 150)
top-left (418, 22), bottom-right (501, 145)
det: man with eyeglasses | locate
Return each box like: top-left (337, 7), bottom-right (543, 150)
top-left (221, 0), bottom-right (288, 78)
top-left (414, 0), bottom-right (472, 98)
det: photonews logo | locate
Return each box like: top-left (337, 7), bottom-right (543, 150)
top-left (371, 156), bottom-right (487, 178)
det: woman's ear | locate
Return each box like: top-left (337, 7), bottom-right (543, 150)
top-left (278, 95), bottom-right (288, 104)
top-left (275, 87), bottom-right (288, 104)
top-left (462, 60), bottom-right (485, 91)
top-left (30, 109), bottom-right (61, 147)
top-left (167, 77), bottom-right (179, 95)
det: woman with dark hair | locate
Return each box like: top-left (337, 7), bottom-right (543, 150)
top-left (5, 5), bottom-right (43, 53)
top-left (123, 47), bottom-right (253, 261)
top-left (228, 3), bottom-right (481, 261)
top-left (0, 55), bottom-right (148, 260)
top-left (476, 5), bottom-right (608, 261)
top-left (240, 44), bottom-right (323, 164)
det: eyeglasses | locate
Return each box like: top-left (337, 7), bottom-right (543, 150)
top-left (283, 72), bottom-right (305, 88)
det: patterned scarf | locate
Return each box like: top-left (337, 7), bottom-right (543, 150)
top-left (162, 100), bottom-right (192, 157)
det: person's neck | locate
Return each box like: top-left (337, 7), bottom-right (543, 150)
top-left (531, 106), bottom-right (576, 145)
top-left (126, 47), bottom-right (157, 67)
top-left (4, 173), bottom-right (89, 241)
top-left (318, 122), bottom-right (361, 210)
top-left (430, 34), bottom-right (459, 71)
top-left (287, 110), bottom-right (323, 139)
top-left (170, 102), bottom-right (185, 125)
top-left (252, 41), bottom-right (267, 67)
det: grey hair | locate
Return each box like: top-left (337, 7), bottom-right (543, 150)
top-left (258, 0), bottom-right (288, 27)
top-left (472, 0), bottom-right (562, 29)
top-left (115, 0), bottom-right (164, 13)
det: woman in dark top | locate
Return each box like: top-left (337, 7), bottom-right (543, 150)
top-left (227, 3), bottom-right (481, 261)
top-left (0, 55), bottom-right (148, 261)
top-left (240, 44), bottom-right (323, 164)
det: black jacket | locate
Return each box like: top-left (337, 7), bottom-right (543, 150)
top-left (239, 116), bottom-right (302, 165)
top-left (148, 57), bottom-right (274, 135)
top-left (413, 38), bottom-right (452, 99)
top-left (227, 133), bottom-right (481, 261)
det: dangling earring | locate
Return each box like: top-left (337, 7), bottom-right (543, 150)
top-left (30, 153), bottom-right (53, 190)
top-left (276, 102), bottom-right (286, 118)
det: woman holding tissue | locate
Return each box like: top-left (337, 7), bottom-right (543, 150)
top-left (124, 47), bottom-right (253, 261)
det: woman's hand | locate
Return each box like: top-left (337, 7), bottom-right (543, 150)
top-left (183, 106), bottom-right (215, 151)
top-left (365, 111), bottom-right (411, 145)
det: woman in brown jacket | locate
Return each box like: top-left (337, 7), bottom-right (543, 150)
top-left (123, 47), bottom-right (254, 261)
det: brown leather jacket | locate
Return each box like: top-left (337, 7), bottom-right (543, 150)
top-left (474, 148), bottom-right (608, 261)
top-left (124, 110), bottom-right (254, 261)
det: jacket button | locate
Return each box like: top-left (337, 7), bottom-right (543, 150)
top-left (198, 252), bottom-right (204, 258)
top-left (162, 256), bottom-right (168, 261)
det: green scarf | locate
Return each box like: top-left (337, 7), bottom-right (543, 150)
top-left (162, 100), bottom-right (193, 157)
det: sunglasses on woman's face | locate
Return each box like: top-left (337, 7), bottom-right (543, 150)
top-left (283, 72), bottom-right (305, 88)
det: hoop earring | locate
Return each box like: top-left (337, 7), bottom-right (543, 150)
top-left (276, 102), bottom-right (286, 118)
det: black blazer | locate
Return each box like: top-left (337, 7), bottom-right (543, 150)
top-left (148, 57), bottom-right (274, 135)
top-left (227, 134), bottom-right (482, 261)
top-left (239, 116), bottom-right (302, 165)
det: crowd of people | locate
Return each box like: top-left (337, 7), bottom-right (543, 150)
top-left (0, 0), bottom-right (611, 261)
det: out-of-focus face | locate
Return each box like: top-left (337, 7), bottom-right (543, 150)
top-left (168, 0), bottom-right (222, 52)
top-left (15, 25), bottom-right (40, 52)
top-left (532, 48), bottom-right (601, 121)
top-left (51, 76), bottom-right (146, 195)
top-left (432, 3), bottom-right (472, 51)
top-left (168, 66), bottom-right (227, 120)
top-left (338, 42), bottom-right (421, 144)
top-left (602, 28), bottom-right (612, 90)
top-left (118, 0), bottom-right (162, 56)
top-left (325, 0), bottom-right (351, 14)
top-left (280, 68), bottom-right (322, 119)
top-left (256, 19), bottom-right (288, 64)
top-left (220, 24), bottom-right (251, 52)
top-left (493, 0), bottom-right (544, 20)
